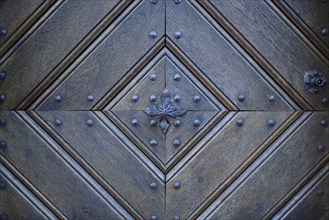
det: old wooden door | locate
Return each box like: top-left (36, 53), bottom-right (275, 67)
top-left (0, 0), bottom-right (329, 219)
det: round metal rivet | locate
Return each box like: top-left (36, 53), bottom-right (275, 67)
top-left (316, 144), bottom-right (325, 152)
top-left (131, 95), bottom-right (139, 102)
top-left (150, 73), bottom-right (157, 81)
top-left (268, 95), bottom-right (276, 102)
top-left (131, 119), bottom-right (138, 126)
top-left (149, 31), bottom-right (157, 39)
top-left (150, 182), bottom-right (158, 189)
top-left (320, 119), bottom-right (328, 127)
top-left (54, 118), bottom-right (62, 126)
top-left (173, 139), bottom-right (181, 147)
top-left (86, 95), bottom-right (94, 102)
top-left (322, 97), bottom-right (329, 105)
top-left (193, 95), bottom-right (200, 102)
top-left (150, 119), bottom-right (157, 127)
top-left (0, 140), bottom-right (7, 149)
top-left (86, 119), bottom-right (93, 127)
top-left (174, 0), bottom-right (181, 4)
top-left (236, 118), bottom-right (244, 127)
top-left (0, 94), bottom-right (6, 102)
top-left (150, 0), bottom-right (157, 4)
top-left (268, 119), bottom-right (276, 127)
top-left (174, 73), bottom-right (181, 81)
top-left (316, 189), bottom-right (324, 196)
top-left (238, 94), bottom-right (245, 102)
top-left (0, 213), bottom-right (8, 220)
top-left (173, 181), bottom-right (181, 189)
top-left (174, 31), bottom-right (182, 39)
top-left (150, 215), bottom-right (157, 220)
top-left (0, 71), bottom-right (6, 80)
top-left (0, 181), bottom-right (6, 189)
top-left (193, 119), bottom-right (201, 127)
top-left (174, 95), bottom-right (181, 102)
top-left (0, 27), bottom-right (7, 36)
top-left (0, 118), bottom-right (7, 126)
top-left (173, 215), bottom-right (180, 220)
top-left (321, 28), bottom-right (329, 36)
top-left (150, 95), bottom-right (157, 102)
top-left (150, 139), bottom-right (157, 146)
top-left (54, 95), bottom-right (62, 103)
top-left (174, 119), bottom-right (181, 127)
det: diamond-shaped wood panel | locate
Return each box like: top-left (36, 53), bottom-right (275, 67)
top-left (1, 0), bottom-right (328, 219)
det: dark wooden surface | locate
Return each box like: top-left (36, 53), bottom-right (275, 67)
top-left (1, 0), bottom-right (328, 219)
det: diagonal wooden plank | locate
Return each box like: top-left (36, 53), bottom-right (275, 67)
top-left (206, 112), bottom-right (329, 219)
top-left (0, 111), bottom-right (129, 219)
top-left (0, 0), bottom-right (123, 110)
top-left (166, 0), bottom-right (294, 111)
top-left (36, 0), bottom-right (165, 110)
top-left (36, 111), bottom-right (165, 219)
top-left (166, 111), bottom-right (294, 219)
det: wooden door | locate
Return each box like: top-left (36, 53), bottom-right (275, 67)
top-left (0, 0), bottom-right (328, 219)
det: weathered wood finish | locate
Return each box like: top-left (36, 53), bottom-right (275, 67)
top-left (1, 0), bottom-right (328, 219)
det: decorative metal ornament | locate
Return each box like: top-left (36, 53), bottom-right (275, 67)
top-left (304, 71), bottom-right (327, 94)
top-left (144, 89), bottom-right (187, 134)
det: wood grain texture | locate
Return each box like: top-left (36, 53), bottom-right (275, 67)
top-left (207, 112), bottom-right (329, 219)
top-left (37, 0), bottom-right (165, 110)
top-left (208, 0), bottom-right (329, 110)
top-left (36, 111), bottom-right (165, 219)
top-left (167, 0), bottom-right (293, 111)
top-left (166, 111), bottom-right (293, 219)
top-left (0, 111), bottom-right (125, 219)
top-left (0, 0), bottom-right (120, 110)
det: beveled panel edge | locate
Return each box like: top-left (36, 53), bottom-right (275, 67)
top-left (270, 0), bottom-right (329, 62)
top-left (272, 162), bottom-right (329, 220)
top-left (24, 111), bottom-right (134, 220)
top-left (191, 0), bottom-right (299, 111)
top-left (196, 111), bottom-right (308, 220)
top-left (29, 0), bottom-right (140, 110)
top-left (0, 162), bottom-right (57, 219)
top-left (198, 0), bottom-right (311, 110)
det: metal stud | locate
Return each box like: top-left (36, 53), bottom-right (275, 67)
top-left (173, 139), bottom-right (181, 147)
top-left (267, 119), bottom-right (276, 127)
top-left (0, 181), bottom-right (6, 189)
top-left (268, 95), bottom-right (276, 102)
top-left (320, 119), bottom-right (328, 127)
top-left (150, 73), bottom-right (157, 81)
top-left (54, 95), bottom-right (62, 103)
top-left (174, 95), bottom-right (181, 102)
top-left (150, 182), bottom-right (158, 189)
top-left (174, 73), bottom-right (181, 81)
top-left (173, 215), bottom-right (180, 220)
top-left (193, 94), bottom-right (201, 102)
top-left (86, 95), bottom-right (94, 102)
top-left (316, 189), bottom-right (324, 196)
top-left (174, 119), bottom-right (181, 127)
top-left (149, 31), bottom-right (157, 39)
top-left (236, 118), bottom-right (244, 127)
top-left (0, 140), bottom-right (7, 149)
top-left (0, 27), bottom-right (7, 36)
top-left (0, 213), bottom-right (8, 220)
top-left (0, 118), bottom-right (7, 126)
top-left (321, 28), bottom-right (329, 36)
top-left (150, 95), bottom-right (157, 102)
top-left (150, 139), bottom-right (157, 146)
top-left (173, 181), bottom-right (181, 189)
top-left (86, 119), bottom-right (94, 127)
top-left (131, 95), bottom-right (139, 102)
top-left (0, 71), bottom-right (6, 80)
top-left (54, 118), bottom-right (62, 126)
top-left (316, 144), bottom-right (325, 152)
top-left (150, 119), bottom-right (157, 127)
top-left (0, 94), bottom-right (6, 102)
top-left (131, 119), bottom-right (138, 126)
top-left (322, 97), bottom-right (329, 105)
top-left (174, 31), bottom-right (182, 39)
top-left (150, 215), bottom-right (157, 220)
top-left (193, 119), bottom-right (201, 127)
top-left (238, 94), bottom-right (245, 102)
top-left (174, 0), bottom-right (181, 4)
top-left (150, 0), bottom-right (157, 4)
